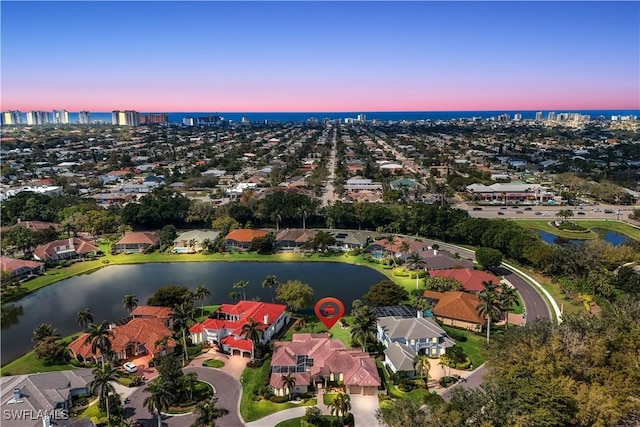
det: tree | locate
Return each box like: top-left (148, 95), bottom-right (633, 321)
top-left (32, 323), bottom-right (61, 344)
top-left (122, 294), bottom-right (138, 314)
top-left (350, 303), bottom-right (377, 352)
top-left (399, 241), bottom-right (411, 263)
top-left (143, 380), bottom-right (175, 427)
top-left (180, 371), bottom-right (199, 402)
top-left (250, 233), bottom-right (275, 254)
top-left (413, 354), bottom-right (430, 381)
top-left (261, 275), bottom-right (279, 304)
top-left (310, 230), bottom-right (336, 252)
top-left (89, 365), bottom-right (119, 420)
top-left (498, 285), bottom-right (519, 329)
top-left (148, 285), bottom-right (193, 307)
top-left (34, 336), bottom-right (67, 364)
top-left (476, 281), bottom-right (502, 343)
top-left (276, 280), bottom-right (314, 311)
top-left (171, 301), bottom-right (196, 363)
top-left (376, 398), bottom-right (430, 427)
top-left (3, 226), bottom-right (35, 254)
top-left (475, 247), bottom-right (504, 269)
top-left (297, 205), bottom-right (310, 230)
top-left (76, 308), bottom-right (94, 330)
top-left (159, 224), bottom-right (178, 248)
top-left (281, 373), bottom-right (296, 401)
top-left (84, 321), bottom-right (115, 368)
top-left (363, 280), bottom-right (409, 307)
top-left (211, 215), bottom-right (239, 236)
top-left (228, 291), bottom-right (242, 302)
top-left (304, 406), bottom-right (323, 426)
top-left (270, 210), bottom-right (282, 231)
top-left (407, 252), bottom-right (427, 289)
top-left (194, 284), bottom-right (211, 316)
top-left (233, 280), bottom-right (249, 301)
top-left (190, 400), bottom-right (229, 427)
top-left (241, 317), bottom-right (265, 360)
top-left (328, 392), bottom-right (351, 424)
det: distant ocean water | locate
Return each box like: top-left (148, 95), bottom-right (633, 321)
top-left (13, 110), bottom-right (640, 124)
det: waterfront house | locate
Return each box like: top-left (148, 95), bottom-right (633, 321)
top-left (377, 313), bottom-right (455, 358)
top-left (221, 229), bottom-right (268, 251)
top-left (423, 290), bottom-right (484, 332)
top-left (113, 232), bottom-right (159, 253)
top-left (274, 228), bottom-right (317, 251)
top-left (32, 238), bottom-right (100, 263)
top-left (0, 256), bottom-right (45, 280)
top-left (429, 268), bottom-right (502, 293)
top-left (172, 230), bottom-right (220, 253)
top-left (270, 333), bottom-right (381, 396)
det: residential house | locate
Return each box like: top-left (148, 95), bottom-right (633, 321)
top-left (32, 238), bottom-right (100, 263)
top-left (0, 256), bottom-right (44, 280)
top-left (172, 230), bottom-right (220, 253)
top-left (189, 300), bottom-right (289, 357)
top-left (429, 268), bottom-right (502, 293)
top-left (0, 369), bottom-right (96, 427)
top-left (383, 341), bottom-right (418, 378)
top-left (328, 230), bottom-right (373, 252)
top-left (14, 220), bottom-right (61, 233)
top-left (270, 333), bottom-right (381, 396)
top-left (365, 236), bottom-right (429, 260)
top-left (274, 229), bottom-right (317, 251)
top-left (421, 251), bottom-right (475, 270)
top-left (68, 307), bottom-right (176, 364)
top-left (423, 291), bottom-right (483, 332)
top-left (377, 313), bottom-right (455, 358)
top-left (114, 232), bottom-right (159, 253)
top-left (131, 305), bottom-right (174, 328)
top-left (221, 229), bottom-right (268, 251)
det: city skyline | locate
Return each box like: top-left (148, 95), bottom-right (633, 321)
top-left (1, 1), bottom-right (639, 112)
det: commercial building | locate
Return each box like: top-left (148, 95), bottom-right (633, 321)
top-left (111, 110), bottom-right (140, 126)
top-left (26, 111), bottom-right (50, 125)
top-left (139, 113), bottom-right (168, 124)
top-left (52, 110), bottom-right (70, 124)
top-left (1, 110), bottom-right (23, 125)
top-left (78, 110), bottom-right (90, 124)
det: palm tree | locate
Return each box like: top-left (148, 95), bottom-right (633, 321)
top-left (89, 365), bottom-right (118, 420)
top-left (32, 323), bottom-right (61, 344)
top-left (180, 371), bottom-right (199, 402)
top-left (350, 305), bottom-right (377, 353)
top-left (228, 291), bottom-right (242, 302)
top-left (261, 275), bottom-right (279, 304)
top-left (76, 308), bottom-right (94, 330)
top-left (241, 317), bottom-right (264, 357)
top-left (407, 253), bottom-right (427, 289)
top-left (233, 280), bottom-right (249, 300)
top-left (190, 399), bottom-right (229, 427)
top-left (154, 335), bottom-right (171, 357)
top-left (270, 210), bottom-right (282, 231)
top-left (281, 373), bottom-right (296, 401)
top-left (328, 392), bottom-right (351, 424)
top-left (122, 294), bottom-right (138, 314)
top-left (499, 285), bottom-right (519, 329)
top-left (413, 354), bottom-right (430, 381)
top-left (201, 238), bottom-right (214, 253)
top-left (143, 380), bottom-right (175, 427)
top-left (399, 241), bottom-right (410, 263)
top-left (84, 321), bottom-right (115, 368)
top-left (476, 282), bottom-right (502, 343)
top-left (171, 301), bottom-right (196, 363)
top-left (194, 285), bottom-right (211, 317)
top-left (297, 206), bottom-right (310, 230)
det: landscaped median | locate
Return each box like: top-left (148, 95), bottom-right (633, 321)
top-left (514, 218), bottom-right (640, 241)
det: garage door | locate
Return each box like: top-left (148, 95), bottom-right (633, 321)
top-left (350, 386), bottom-right (362, 394)
top-left (363, 387), bottom-right (375, 395)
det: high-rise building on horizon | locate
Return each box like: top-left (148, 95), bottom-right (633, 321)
top-left (1, 110), bottom-right (23, 125)
top-left (357, 114), bottom-right (366, 122)
top-left (26, 111), bottom-right (50, 125)
top-left (78, 110), bottom-right (90, 124)
top-left (547, 111), bottom-right (556, 121)
top-left (513, 113), bottom-right (522, 121)
top-left (112, 110), bottom-right (140, 126)
top-left (535, 111), bottom-right (543, 121)
top-left (52, 110), bottom-right (69, 124)
top-left (139, 113), bottom-right (168, 124)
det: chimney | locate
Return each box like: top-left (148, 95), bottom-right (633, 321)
top-left (263, 314), bottom-right (269, 325)
top-left (417, 311), bottom-right (423, 319)
top-left (13, 388), bottom-right (21, 400)
top-left (69, 237), bottom-right (75, 250)
top-left (42, 415), bottom-right (51, 427)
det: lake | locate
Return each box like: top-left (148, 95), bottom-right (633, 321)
top-left (1, 262), bottom-right (387, 364)
top-left (535, 229), bottom-right (630, 246)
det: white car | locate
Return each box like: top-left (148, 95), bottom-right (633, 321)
top-left (123, 362), bottom-right (137, 373)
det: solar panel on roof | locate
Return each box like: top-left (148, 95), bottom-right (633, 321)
top-left (374, 305), bottom-right (417, 318)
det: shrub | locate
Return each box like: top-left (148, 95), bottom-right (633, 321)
top-left (269, 395), bottom-right (289, 403)
top-left (117, 377), bottom-right (132, 387)
top-left (438, 376), bottom-right (458, 388)
top-left (246, 360), bottom-right (264, 368)
top-left (445, 329), bottom-right (468, 342)
top-left (130, 376), bottom-right (144, 387)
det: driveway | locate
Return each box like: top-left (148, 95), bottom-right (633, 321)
top-left (123, 366), bottom-right (243, 427)
top-left (349, 394), bottom-right (384, 427)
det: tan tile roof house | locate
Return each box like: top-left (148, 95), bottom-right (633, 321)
top-left (33, 238), bottom-right (100, 262)
top-left (269, 333), bottom-right (381, 396)
top-left (423, 290), bottom-right (484, 331)
top-left (114, 232), bottom-right (159, 253)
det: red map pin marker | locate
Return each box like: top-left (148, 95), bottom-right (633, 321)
top-left (314, 297), bottom-right (345, 330)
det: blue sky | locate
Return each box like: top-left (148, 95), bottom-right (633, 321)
top-left (2, 1), bottom-right (638, 111)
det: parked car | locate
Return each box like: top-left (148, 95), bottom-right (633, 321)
top-left (577, 212), bottom-right (586, 215)
top-left (498, 212), bottom-right (505, 215)
top-left (472, 207), bottom-right (483, 211)
top-left (604, 209), bottom-right (614, 214)
top-left (524, 207), bottom-right (533, 211)
top-left (500, 207), bottom-right (507, 210)
top-left (123, 362), bottom-right (138, 373)
top-left (535, 212), bottom-right (543, 216)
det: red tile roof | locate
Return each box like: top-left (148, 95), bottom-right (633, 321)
top-left (68, 318), bottom-right (175, 360)
top-left (424, 290), bottom-right (484, 325)
top-left (371, 237), bottom-right (428, 254)
top-left (33, 238), bottom-right (99, 261)
top-left (0, 256), bottom-right (44, 273)
top-left (132, 306), bottom-right (173, 319)
top-left (429, 268), bottom-right (501, 292)
top-left (221, 335), bottom-right (253, 352)
top-left (15, 220), bottom-right (60, 232)
top-left (190, 301), bottom-right (286, 337)
top-left (224, 229), bottom-right (268, 243)
top-left (116, 232), bottom-right (159, 245)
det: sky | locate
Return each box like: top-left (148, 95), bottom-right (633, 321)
top-left (1, 1), bottom-right (639, 112)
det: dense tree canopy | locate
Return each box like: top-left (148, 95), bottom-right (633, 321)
top-left (276, 280), bottom-right (314, 311)
top-left (147, 285), bottom-right (193, 307)
top-left (363, 280), bottom-right (409, 307)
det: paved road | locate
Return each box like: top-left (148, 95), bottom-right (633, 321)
top-left (459, 203), bottom-right (634, 221)
top-left (321, 127), bottom-right (337, 206)
top-left (124, 367), bottom-right (243, 427)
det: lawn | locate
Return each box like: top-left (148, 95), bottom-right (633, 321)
top-left (275, 415), bottom-right (340, 427)
top-left (203, 359), bottom-right (225, 368)
top-left (240, 359), bottom-right (316, 423)
top-left (323, 392), bottom-right (337, 405)
top-left (282, 316), bottom-right (354, 348)
top-left (441, 326), bottom-right (486, 367)
top-left (78, 402), bottom-right (107, 425)
top-left (376, 360), bottom-right (438, 403)
top-left (196, 305), bottom-right (220, 322)
top-left (1, 334), bottom-right (79, 375)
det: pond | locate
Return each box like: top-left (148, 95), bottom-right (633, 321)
top-left (1, 262), bottom-right (387, 364)
top-left (535, 229), bottom-right (630, 246)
